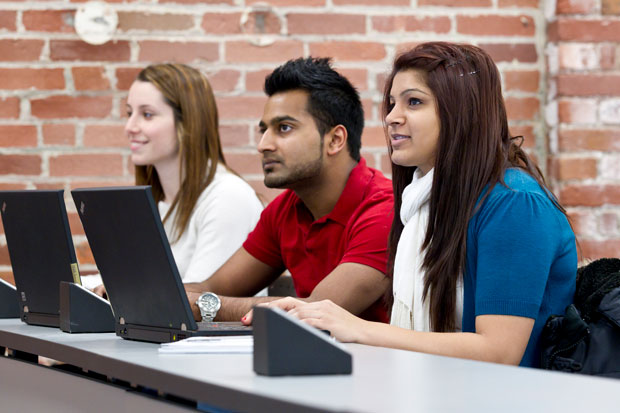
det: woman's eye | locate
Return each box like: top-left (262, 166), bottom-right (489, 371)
top-left (408, 98), bottom-right (422, 106)
top-left (143, 112), bottom-right (153, 119)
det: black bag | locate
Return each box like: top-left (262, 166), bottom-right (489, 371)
top-left (540, 258), bottom-right (620, 378)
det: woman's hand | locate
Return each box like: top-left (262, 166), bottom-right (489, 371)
top-left (242, 297), bottom-right (368, 343)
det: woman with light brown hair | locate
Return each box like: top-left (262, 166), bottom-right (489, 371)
top-left (248, 42), bottom-right (577, 368)
top-left (88, 63), bottom-right (262, 293)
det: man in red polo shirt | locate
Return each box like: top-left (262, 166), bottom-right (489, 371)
top-left (185, 57), bottom-right (393, 323)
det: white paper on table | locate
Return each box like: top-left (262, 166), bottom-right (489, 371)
top-left (158, 336), bottom-right (253, 354)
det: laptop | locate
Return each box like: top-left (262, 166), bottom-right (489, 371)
top-left (0, 190), bottom-right (81, 327)
top-left (71, 186), bottom-right (252, 344)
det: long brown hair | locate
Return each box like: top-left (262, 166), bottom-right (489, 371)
top-left (134, 63), bottom-right (227, 241)
top-left (383, 42), bottom-right (566, 332)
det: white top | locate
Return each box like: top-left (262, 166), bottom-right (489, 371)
top-left (81, 164), bottom-right (262, 288)
top-left (159, 164), bottom-right (263, 283)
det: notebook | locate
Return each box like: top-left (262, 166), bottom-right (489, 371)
top-left (0, 190), bottom-right (81, 327)
top-left (71, 186), bottom-right (252, 344)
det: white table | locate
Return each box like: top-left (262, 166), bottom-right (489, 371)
top-left (1, 319), bottom-right (619, 412)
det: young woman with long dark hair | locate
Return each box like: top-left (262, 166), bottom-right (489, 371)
top-left (248, 42), bottom-right (577, 367)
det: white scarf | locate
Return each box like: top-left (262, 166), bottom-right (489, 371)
top-left (390, 168), bottom-right (463, 332)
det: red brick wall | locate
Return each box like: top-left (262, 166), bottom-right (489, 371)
top-left (548, 0), bottom-right (620, 260)
top-left (1, 0), bottom-right (615, 281)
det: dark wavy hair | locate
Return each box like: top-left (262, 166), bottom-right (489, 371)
top-left (264, 57), bottom-right (364, 161)
top-left (383, 42), bottom-right (567, 332)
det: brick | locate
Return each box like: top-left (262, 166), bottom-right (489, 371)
top-left (558, 98), bottom-right (598, 124)
top-left (225, 153), bottom-right (262, 174)
top-left (0, 272), bottom-right (15, 286)
top-left (118, 12), bottom-right (194, 31)
top-left (49, 154), bottom-right (124, 176)
top-left (480, 43), bottom-right (537, 63)
top-left (309, 41), bottom-right (386, 61)
top-left (337, 68), bottom-right (368, 91)
top-left (601, 155), bottom-right (620, 180)
top-left (372, 16), bottom-right (451, 34)
top-left (75, 242), bottom-right (95, 266)
top-left (509, 125), bottom-right (535, 148)
top-left (207, 69), bottom-right (241, 92)
top-left (0, 155), bottom-right (41, 175)
top-left (558, 74), bottom-right (620, 96)
top-left (362, 125), bottom-right (387, 147)
top-left (31, 96), bottom-right (112, 119)
top-left (67, 212), bottom-right (85, 236)
top-left (139, 41), bottom-right (218, 63)
top-left (202, 13), bottom-right (242, 34)
top-left (600, 44), bottom-right (616, 69)
top-left (559, 128), bottom-right (620, 152)
top-left (50, 40), bottom-right (130, 62)
top-left (288, 14), bottom-right (365, 35)
top-left (72, 67), bottom-right (110, 90)
top-left (457, 15), bottom-right (535, 36)
top-left (335, 0), bottom-right (408, 4)
top-left (419, 0), bottom-right (491, 5)
top-left (556, 0), bottom-right (597, 14)
top-left (246, 69), bottom-right (272, 92)
top-left (220, 124), bottom-right (250, 147)
top-left (226, 40), bottom-right (303, 62)
top-left (498, 0), bottom-right (539, 7)
top-left (0, 39), bottom-right (43, 61)
top-left (603, 0), bottom-right (620, 15)
top-left (68, 179), bottom-right (135, 191)
top-left (560, 185), bottom-right (620, 207)
top-left (241, 10), bottom-right (281, 36)
top-left (83, 124), bottom-right (126, 147)
top-left (553, 19), bottom-right (620, 42)
top-left (362, 98), bottom-right (374, 121)
top-left (505, 97), bottom-right (540, 121)
top-left (0, 125), bottom-right (37, 147)
top-left (578, 240), bottom-right (620, 261)
top-left (0, 245), bottom-right (10, 266)
top-left (246, 0), bottom-right (322, 4)
top-left (600, 99), bottom-right (620, 125)
top-left (160, 0), bottom-right (234, 4)
top-left (22, 10), bottom-right (74, 32)
top-left (115, 67), bottom-right (142, 90)
top-left (553, 157), bottom-right (598, 180)
top-left (503, 70), bottom-right (539, 92)
top-left (0, 68), bottom-right (64, 90)
top-left (600, 213), bottom-right (620, 237)
top-left (43, 124), bottom-right (75, 145)
top-left (567, 211), bottom-right (597, 239)
top-left (0, 183), bottom-right (27, 191)
top-left (0, 11), bottom-right (16, 30)
top-left (216, 96), bottom-right (266, 120)
top-left (0, 97), bottom-right (20, 118)
top-left (559, 43), bottom-right (601, 70)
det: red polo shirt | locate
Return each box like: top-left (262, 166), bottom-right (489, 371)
top-left (243, 158), bottom-right (393, 322)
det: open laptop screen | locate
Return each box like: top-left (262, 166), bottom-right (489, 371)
top-left (71, 186), bottom-right (198, 332)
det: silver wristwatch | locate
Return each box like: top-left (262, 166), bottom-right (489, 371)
top-left (196, 292), bottom-right (221, 322)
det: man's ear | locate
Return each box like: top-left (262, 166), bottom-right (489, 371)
top-left (325, 125), bottom-right (348, 156)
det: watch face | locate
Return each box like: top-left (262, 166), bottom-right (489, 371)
top-left (198, 293), bottom-right (220, 312)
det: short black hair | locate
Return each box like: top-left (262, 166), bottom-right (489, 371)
top-left (264, 57), bottom-right (363, 162)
